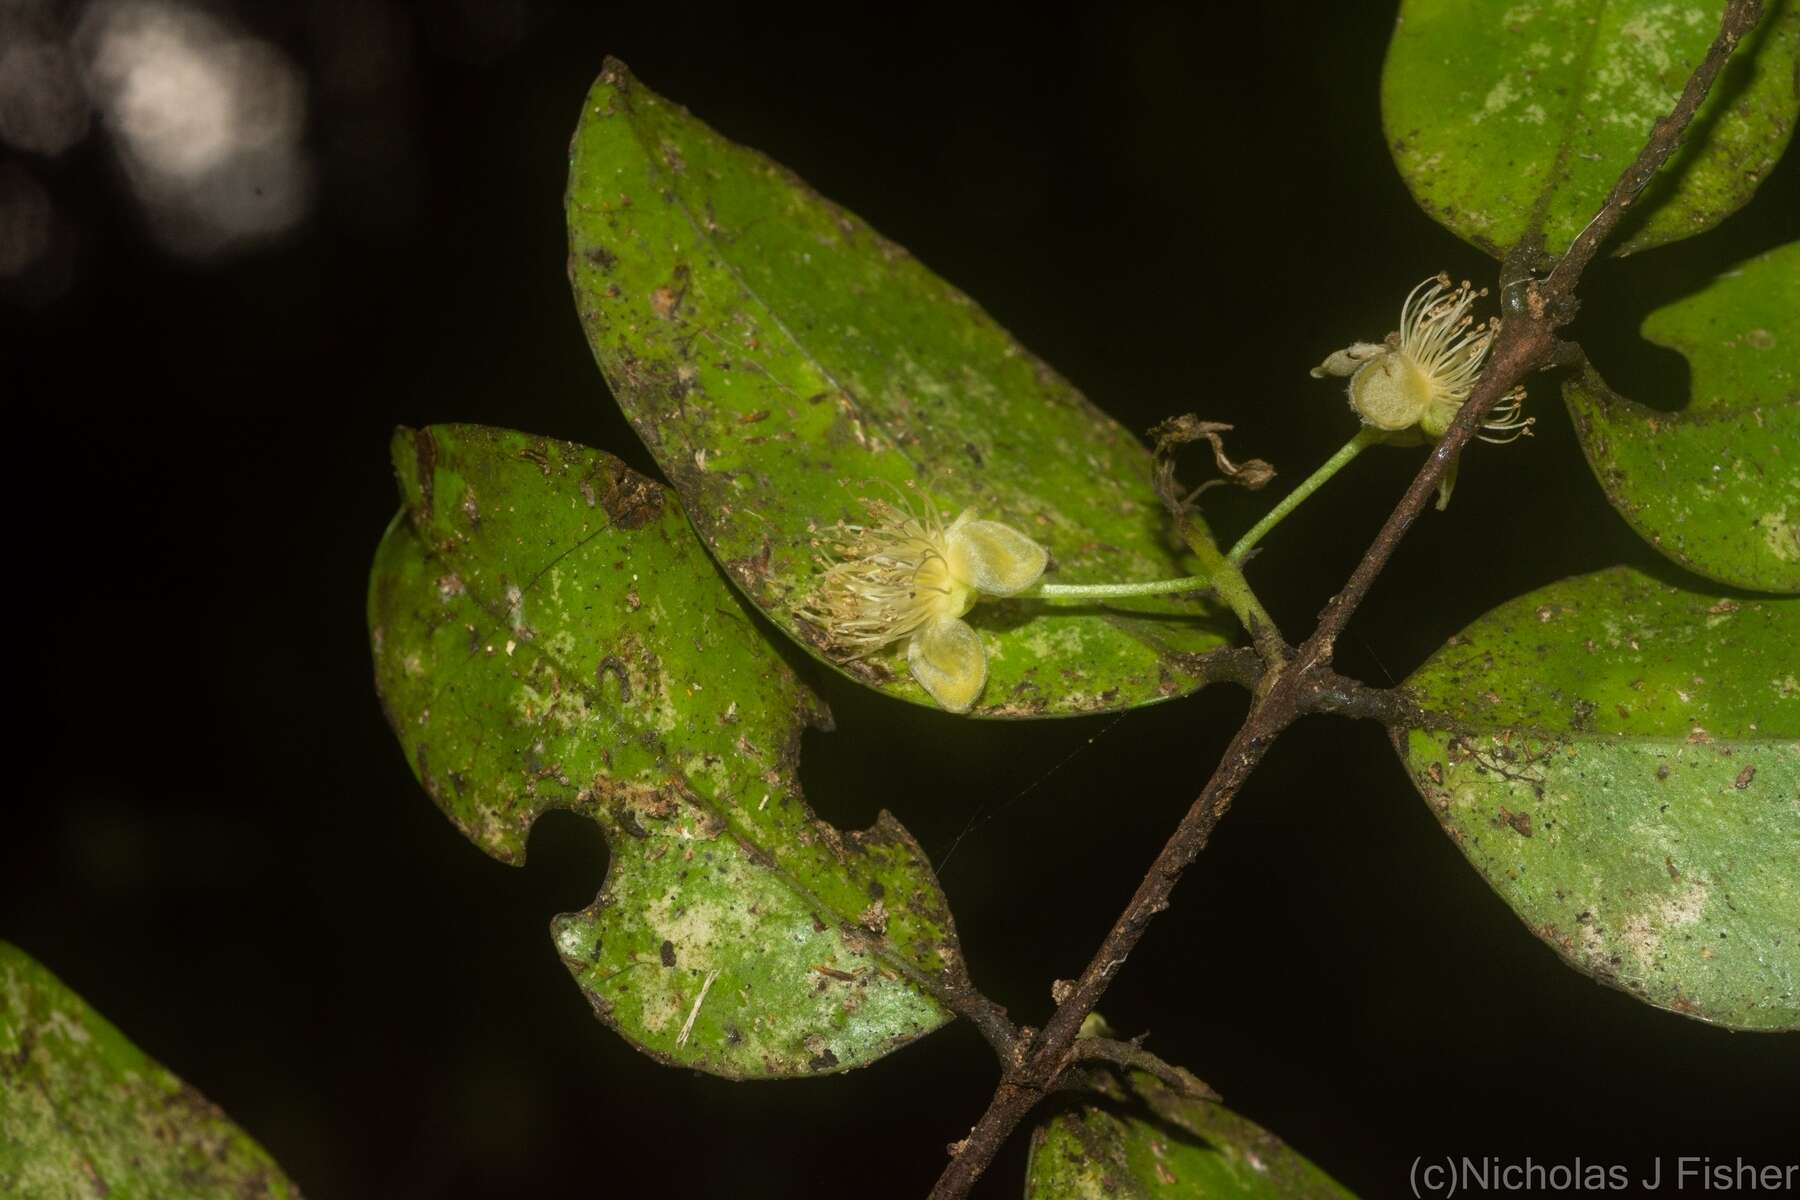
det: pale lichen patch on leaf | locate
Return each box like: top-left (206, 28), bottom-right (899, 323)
top-left (1477, 76), bottom-right (1521, 119)
top-left (1619, 878), bottom-right (1712, 969)
top-left (1760, 510), bottom-right (1799, 563)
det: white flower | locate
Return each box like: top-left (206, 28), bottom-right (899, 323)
top-left (797, 498), bottom-right (1047, 713)
top-left (1313, 273), bottom-right (1532, 441)
top-left (1312, 273), bottom-right (1531, 506)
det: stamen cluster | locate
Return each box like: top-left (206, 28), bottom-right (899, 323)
top-left (796, 497), bottom-right (1047, 713)
top-left (799, 498), bottom-right (972, 654)
top-left (1313, 273), bottom-right (1533, 445)
top-left (1312, 272), bottom-right (1533, 507)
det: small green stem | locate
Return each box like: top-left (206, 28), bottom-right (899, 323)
top-left (1228, 427), bottom-right (1379, 565)
top-left (1027, 500), bottom-right (1286, 668)
top-left (1026, 429), bottom-right (1374, 657)
top-left (1169, 512), bottom-right (1285, 668)
top-left (1034, 576), bottom-right (1212, 600)
top-left (1028, 531), bottom-right (1283, 667)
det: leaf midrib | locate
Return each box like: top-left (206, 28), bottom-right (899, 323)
top-left (1521, 0), bottom-right (1612, 251)
top-left (411, 519), bottom-right (962, 1020)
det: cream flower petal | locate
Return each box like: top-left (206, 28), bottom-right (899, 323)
top-left (1309, 342), bottom-right (1385, 379)
top-left (906, 615), bottom-right (988, 713)
top-left (945, 513), bottom-right (1048, 597)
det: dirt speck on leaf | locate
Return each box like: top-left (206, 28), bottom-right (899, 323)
top-left (410, 426), bottom-right (438, 520)
top-left (601, 463), bottom-right (665, 530)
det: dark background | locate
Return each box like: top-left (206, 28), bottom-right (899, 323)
top-left (5, 1), bottom-right (1797, 1196)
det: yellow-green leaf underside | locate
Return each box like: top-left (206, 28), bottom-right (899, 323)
top-left (1396, 567), bottom-right (1799, 1030)
top-left (1568, 241), bottom-right (1800, 592)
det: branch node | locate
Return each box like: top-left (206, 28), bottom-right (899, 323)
top-left (1065, 1037), bottom-right (1222, 1102)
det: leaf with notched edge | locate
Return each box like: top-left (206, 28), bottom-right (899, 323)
top-left (1026, 1066), bottom-right (1354, 1199)
top-left (566, 59), bottom-right (1240, 717)
top-left (1394, 567), bottom-right (1800, 1030)
top-left (368, 425), bottom-right (972, 1077)
top-left (1567, 242), bottom-right (1800, 593)
top-left (1, 943), bottom-right (301, 1200)
top-left (1384, 0), bottom-right (1798, 258)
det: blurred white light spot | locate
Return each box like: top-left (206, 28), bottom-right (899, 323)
top-left (95, 20), bottom-right (236, 175)
top-left (0, 38), bottom-right (93, 155)
top-left (77, 0), bottom-right (312, 258)
top-left (0, 162), bottom-right (54, 276)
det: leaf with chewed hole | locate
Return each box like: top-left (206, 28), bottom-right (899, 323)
top-left (1383, 0), bottom-right (1798, 258)
top-left (1567, 242), bottom-right (1800, 592)
top-left (1, 943), bottom-right (300, 1199)
top-left (566, 59), bottom-right (1240, 717)
top-left (1026, 1066), bottom-right (1354, 1199)
top-left (368, 425), bottom-right (973, 1077)
top-left (1394, 567), bottom-right (1800, 1030)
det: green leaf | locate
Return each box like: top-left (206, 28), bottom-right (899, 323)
top-left (1567, 241), bottom-right (1800, 592)
top-left (565, 59), bottom-right (1239, 717)
top-left (1395, 567), bottom-right (1800, 1030)
top-left (1025, 1068), bottom-right (1354, 1199)
top-left (1, 943), bottom-right (300, 1199)
top-left (1383, 0), bottom-right (1799, 258)
top-left (368, 425), bottom-right (971, 1077)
